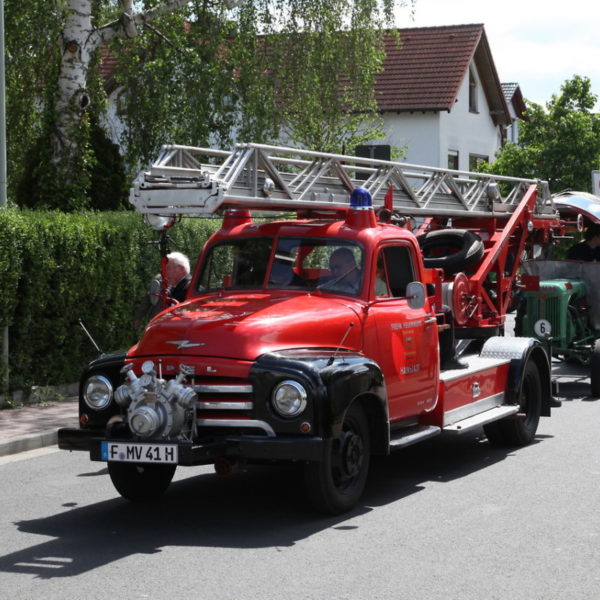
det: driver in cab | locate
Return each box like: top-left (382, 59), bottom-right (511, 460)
top-left (326, 248), bottom-right (361, 294)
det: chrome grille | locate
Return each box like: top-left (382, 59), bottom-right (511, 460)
top-left (192, 379), bottom-right (274, 436)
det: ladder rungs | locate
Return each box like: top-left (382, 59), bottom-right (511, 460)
top-left (130, 142), bottom-right (553, 218)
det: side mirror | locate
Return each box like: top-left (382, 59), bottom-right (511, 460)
top-left (406, 281), bottom-right (426, 309)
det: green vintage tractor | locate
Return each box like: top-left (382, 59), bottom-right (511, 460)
top-left (516, 265), bottom-right (600, 396)
top-left (516, 191), bottom-right (600, 396)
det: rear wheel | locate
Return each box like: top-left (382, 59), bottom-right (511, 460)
top-left (304, 403), bottom-right (370, 514)
top-left (484, 360), bottom-right (542, 446)
top-left (108, 462), bottom-right (176, 502)
top-left (590, 340), bottom-right (600, 397)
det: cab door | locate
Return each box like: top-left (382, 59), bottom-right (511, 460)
top-left (363, 244), bottom-right (439, 421)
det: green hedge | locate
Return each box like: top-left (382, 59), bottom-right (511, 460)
top-left (0, 209), bottom-right (220, 391)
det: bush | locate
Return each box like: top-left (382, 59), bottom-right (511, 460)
top-left (0, 209), bottom-right (219, 391)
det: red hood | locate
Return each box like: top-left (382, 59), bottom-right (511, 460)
top-left (131, 292), bottom-right (362, 360)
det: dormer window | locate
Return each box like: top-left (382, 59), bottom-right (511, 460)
top-left (469, 69), bottom-right (478, 113)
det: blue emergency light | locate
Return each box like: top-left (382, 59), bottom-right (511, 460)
top-left (350, 187), bottom-right (373, 209)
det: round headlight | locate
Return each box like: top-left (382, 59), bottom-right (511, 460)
top-left (83, 375), bottom-right (113, 411)
top-left (271, 380), bottom-right (307, 418)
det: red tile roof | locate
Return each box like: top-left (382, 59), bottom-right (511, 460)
top-left (376, 24), bottom-right (510, 125)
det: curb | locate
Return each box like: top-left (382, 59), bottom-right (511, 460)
top-left (0, 429), bottom-right (59, 458)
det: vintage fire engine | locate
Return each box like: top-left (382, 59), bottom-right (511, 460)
top-left (59, 143), bottom-right (565, 513)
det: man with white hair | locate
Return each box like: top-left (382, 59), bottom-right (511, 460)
top-left (133, 252), bottom-right (191, 328)
top-left (165, 251), bottom-right (191, 302)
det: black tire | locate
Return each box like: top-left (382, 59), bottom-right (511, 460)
top-left (418, 229), bottom-right (484, 275)
top-left (590, 340), bottom-right (600, 397)
top-left (304, 403), bottom-right (370, 514)
top-left (484, 360), bottom-right (542, 446)
top-left (108, 462), bottom-right (176, 502)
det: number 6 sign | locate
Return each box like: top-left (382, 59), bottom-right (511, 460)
top-left (534, 318), bottom-right (552, 337)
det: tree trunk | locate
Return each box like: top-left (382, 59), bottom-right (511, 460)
top-left (52, 0), bottom-right (95, 161)
top-left (52, 0), bottom-right (192, 164)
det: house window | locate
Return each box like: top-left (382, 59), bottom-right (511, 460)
top-left (469, 154), bottom-right (489, 171)
top-left (469, 69), bottom-right (478, 113)
top-left (448, 150), bottom-right (459, 171)
top-left (355, 145), bottom-right (391, 180)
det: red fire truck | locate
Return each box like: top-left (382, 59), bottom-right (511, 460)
top-left (59, 143), bottom-right (565, 513)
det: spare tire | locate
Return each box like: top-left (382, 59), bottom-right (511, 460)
top-left (418, 229), bottom-right (484, 275)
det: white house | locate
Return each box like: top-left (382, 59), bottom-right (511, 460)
top-left (357, 24), bottom-right (513, 172)
top-left (101, 24), bottom-right (521, 172)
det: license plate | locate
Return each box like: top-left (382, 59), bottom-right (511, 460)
top-left (101, 441), bottom-right (178, 464)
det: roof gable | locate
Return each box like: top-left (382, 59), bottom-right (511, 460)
top-left (376, 24), bottom-right (510, 125)
top-left (502, 82), bottom-right (528, 121)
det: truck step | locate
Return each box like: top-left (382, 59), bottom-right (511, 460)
top-left (443, 405), bottom-right (519, 434)
top-left (389, 425), bottom-right (441, 449)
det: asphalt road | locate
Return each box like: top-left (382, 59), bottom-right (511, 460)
top-left (0, 360), bottom-right (598, 600)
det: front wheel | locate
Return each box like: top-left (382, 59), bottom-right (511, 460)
top-left (108, 462), bottom-right (176, 502)
top-left (304, 403), bottom-right (370, 514)
top-left (484, 360), bottom-right (542, 446)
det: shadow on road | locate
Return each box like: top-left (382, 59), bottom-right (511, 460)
top-left (0, 430), bottom-right (533, 579)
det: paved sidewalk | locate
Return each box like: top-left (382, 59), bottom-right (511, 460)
top-left (0, 398), bottom-right (79, 457)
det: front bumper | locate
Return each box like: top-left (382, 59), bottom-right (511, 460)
top-left (58, 427), bottom-right (324, 464)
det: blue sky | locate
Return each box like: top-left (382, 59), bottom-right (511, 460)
top-left (395, 0), bottom-right (600, 110)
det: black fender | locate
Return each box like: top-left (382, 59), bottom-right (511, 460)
top-left (418, 229), bottom-right (484, 275)
top-left (251, 350), bottom-right (389, 453)
top-left (78, 352), bottom-right (127, 428)
top-left (481, 337), bottom-right (552, 416)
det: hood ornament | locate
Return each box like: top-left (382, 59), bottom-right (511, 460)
top-left (166, 340), bottom-right (205, 349)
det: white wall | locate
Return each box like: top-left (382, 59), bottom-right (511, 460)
top-left (505, 100), bottom-right (520, 144)
top-left (440, 65), bottom-right (502, 170)
top-left (378, 61), bottom-right (503, 171)
top-left (100, 87), bottom-right (127, 149)
top-left (379, 112), bottom-right (441, 166)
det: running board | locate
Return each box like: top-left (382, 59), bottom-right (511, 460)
top-left (389, 425), bottom-right (441, 449)
top-left (443, 405), bottom-right (519, 434)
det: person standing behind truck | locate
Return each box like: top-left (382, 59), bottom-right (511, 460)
top-left (165, 251), bottom-right (191, 302)
top-left (133, 252), bottom-right (191, 328)
top-left (567, 224), bottom-right (600, 261)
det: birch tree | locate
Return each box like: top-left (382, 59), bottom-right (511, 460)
top-left (7, 0), bottom-right (410, 210)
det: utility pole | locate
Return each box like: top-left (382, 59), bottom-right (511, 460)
top-left (0, 0), bottom-right (5, 207)
top-left (0, 0), bottom-right (8, 394)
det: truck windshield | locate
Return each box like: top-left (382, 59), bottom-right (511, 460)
top-left (198, 238), bottom-right (273, 291)
top-left (269, 238), bottom-right (363, 295)
top-left (198, 237), bottom-right (363, 295)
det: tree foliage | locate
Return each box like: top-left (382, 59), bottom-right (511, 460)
top-left (5, 0), bottom-right (412, 210)
top-left (481, 76), bottom-right (600, 193)
top-left (114, 0), bottom-right (406, 165)
top-left (0, 208), bottom-right (220, 391)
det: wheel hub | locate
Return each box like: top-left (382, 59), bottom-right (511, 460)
top-left (340, 431), bottom-right (364, 479)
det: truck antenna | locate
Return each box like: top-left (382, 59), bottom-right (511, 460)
top-left (328, 322), bottom-right (355, 366)
top-left (78, 319), bottom-right (103, 355)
